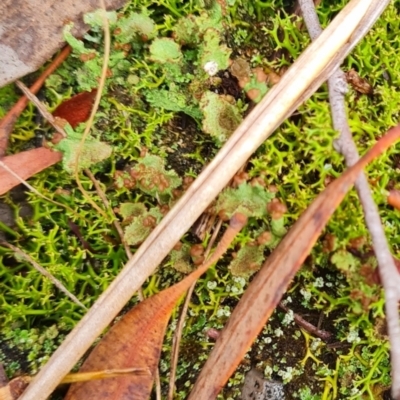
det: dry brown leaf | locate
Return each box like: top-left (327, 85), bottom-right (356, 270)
top-left (0, 148), bottom-right (62, 195)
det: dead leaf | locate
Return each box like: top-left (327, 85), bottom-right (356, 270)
top-left (0, 87), bottom-right (98, 195)
top-left (188, 124), bottom-right (400, 399)
top-left (388, 189), bottom-right (400, 210)
top-left (0, 46), bottom-right (71, 156)
top-left (346, 68), bottom-right (373, 94)
top-left (0, 147), bottom-right (62, 195)
top-left (53, 90), bottom-right (98, 128)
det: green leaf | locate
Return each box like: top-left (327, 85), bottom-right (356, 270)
top-left (229, 244), bottom-right (265, 277)
top-left (84, 10), bottom-right (117, 29)
top-left (119, 203), bottom-right (147, 220)
top-left (145, 89), bottom-right (202, 121)
top-left (199, 29), bottom-right (231, 74)
top-left (115, 11), bottom-right (157, 43)
top-left (124, 207), bottom-right (163, 246)
top-left (63, 24), bottom-right (91, 55)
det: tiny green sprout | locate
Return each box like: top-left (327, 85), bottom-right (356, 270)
top-left (200, 91), bottom-right (242, 143)
top-left (130, 154), bottom-right (182, 199)
top-left (215, 182), bottom-right (274, 218)
top-left (54, 125), bottom-right (112, 173)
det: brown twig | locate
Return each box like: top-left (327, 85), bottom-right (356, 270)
top-left (1, 241), bottom-right (86, 310)
top-left (298, 0), bottom-right (400, 397)
top-left (168, 219), bottom-right (223, 400)
top-left (0, 45), bottom-right (71, 156)
top-left (278, 302), bottom-right (332, 341)
top-left (15, 81), bottom-right (67, 138)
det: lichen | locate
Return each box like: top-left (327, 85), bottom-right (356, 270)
top-left (123, 206), bottom-right (163, 246)
top-left (215, 182), bottom-right (275, 219)
top-left (200, 91), bottom-right (242, 143)
top-left (129, 154), bottom-right (182, 199)
top-left (54, 126), bottom-right (112, 173)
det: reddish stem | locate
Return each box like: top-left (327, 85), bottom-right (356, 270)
top-left (0, 45), bottom-right (71, 156)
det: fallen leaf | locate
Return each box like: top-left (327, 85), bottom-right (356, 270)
top-left (0, 0), bottom-right (126, 87)
top-left (346, 68), bottom-right (373, 95)
top-left (188, 124), bottom-right (400, 399)
top-left (53, 90), bottom-right (98, 128)
top-left (0, 147), bottom-right (62, 195)
top-left (0, 46), bottom-right (71, 156)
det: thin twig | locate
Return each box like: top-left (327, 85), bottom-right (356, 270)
top-left (0, 45), bottom-right (71, 156)
top-left (1, 241), bottom-right (86, 310)
top-left (298, 0), bottom-right (400, 397)
top-left (0, 159), bottom-right (77, 216)
top-left (279, 302), bottom-right (331, 341)
top-left (168, 219), bottom-right (223, 400)
top-left (15, 81), bottom-right (67, 138)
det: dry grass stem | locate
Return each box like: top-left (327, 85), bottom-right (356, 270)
top-left (0, 159), bottom-right (76, 216)
top-left (1, 241), bottom-right (86, 309)
top-left (15, 81), bottom-right (67, 138)
top-left (84, 168), bottom-right (144, 301)
top-left (73, 0), bottom-right (111, 220)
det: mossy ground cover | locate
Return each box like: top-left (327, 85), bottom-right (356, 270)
top-left (0, 0), bottom-right (399, 398)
